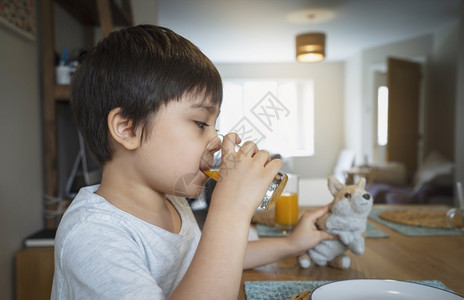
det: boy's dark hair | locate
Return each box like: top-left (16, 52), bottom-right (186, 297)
top-left (71, 25), bottom-right (223, 165)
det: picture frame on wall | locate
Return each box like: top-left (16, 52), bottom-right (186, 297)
top-left (0, 0), bottom-right (36, 41)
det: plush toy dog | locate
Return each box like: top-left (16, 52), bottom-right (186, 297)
top-left (298, 175), bottom-right (373, 269)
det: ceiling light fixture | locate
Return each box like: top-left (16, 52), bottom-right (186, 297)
top-left (296, 32), bottom-right (326, 63)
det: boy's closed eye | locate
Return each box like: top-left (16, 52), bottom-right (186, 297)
top-left (194, 121), bottom-right (210, 129)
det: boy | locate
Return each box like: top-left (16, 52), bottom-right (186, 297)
top-left (51, 25), bottom-right (335, 299)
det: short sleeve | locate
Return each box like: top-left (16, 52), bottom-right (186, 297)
top-left (57, 221), bottom-right (166, 300)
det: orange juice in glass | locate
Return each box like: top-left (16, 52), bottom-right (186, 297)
top-left (203, 169), bottom-right (287, 210)
top-left (203, 169), bottom-right (220, 181)
top-left (275, 174), bottom-right (299, 232)
top-left (202, 135), bottom-right (287, 210)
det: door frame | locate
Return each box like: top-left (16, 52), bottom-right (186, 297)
top-left (367, 56), bottom-right (427, 167)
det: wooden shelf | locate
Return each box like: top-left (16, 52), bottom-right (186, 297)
top-left (39, 0), bottom-right (133, 228)
top-left (23, 2), bottom-right (132, 296)
top-left (54, 85), bottom-right (71, 100)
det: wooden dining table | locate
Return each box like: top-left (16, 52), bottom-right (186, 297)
top-left (239, 204), bottom-right (464, 299)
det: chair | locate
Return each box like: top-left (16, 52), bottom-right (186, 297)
top-left (298, 149), bottom-right (356, 206)
top-left (333, 149), bottom-right (356, 184)
top-left (367, 151), bottom-right (454, 204)
top-left (64, 134), bottom-right (102, 199)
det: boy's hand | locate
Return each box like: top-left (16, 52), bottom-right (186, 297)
top-left (287, 206), bottom-right (338, 254)
top-left (211, 133), bottom-right (283, 218)
top-left (243, 205), bottom-right (339, 269)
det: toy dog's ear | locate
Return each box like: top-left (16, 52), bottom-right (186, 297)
top-left (356, 177), bottom-right (366, 190)
top-left (328, 175), bottom-right (344, 196)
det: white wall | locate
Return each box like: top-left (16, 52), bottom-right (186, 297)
top-left (344, 21), bottom-right (460, 181)
top-left (216, 62), bottom-right (345, 179)
top-left (0, 24), bottom-right (42, 300)
top-left (425, 22), bottom-right (460, 160)
top-left (344, 52), bottom-right (363, 164)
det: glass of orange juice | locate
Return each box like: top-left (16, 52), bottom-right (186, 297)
top-left (275, 174), bottom-right (299, 233)
top-left (202, 134), bottom-right (287, 210)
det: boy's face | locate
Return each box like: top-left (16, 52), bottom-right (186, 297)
top-left (133, 94), bottom-right (220, 198)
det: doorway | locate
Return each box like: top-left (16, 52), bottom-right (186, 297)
top-left (371, 57), bottom-right (424, 176)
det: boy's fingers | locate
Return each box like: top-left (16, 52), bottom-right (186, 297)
top-left (238, 141), bottom-right (259, 158)
top-left (206, 135), bottom-right (222, 153)
top-left (264, 158), bottom-right (283, 175)
top-left (315, 206), bottom-right (330, 219)
top-left (302, 206), bottom-right (330, 223)
top-left (252, 150), bottom-right (271, 165)
top-left (321, 231), bottom-right (339, 241)
top-left (221, 133), bottom-right (240, 156)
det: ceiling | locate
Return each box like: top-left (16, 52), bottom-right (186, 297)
top-left (156, 0), bottom-right (461, 63)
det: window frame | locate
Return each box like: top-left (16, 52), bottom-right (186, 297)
top-left (219, 78), bottom-right (314, 157)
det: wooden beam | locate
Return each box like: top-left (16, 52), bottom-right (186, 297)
top-left (97, 0), bottom-right (114, 37)
top-left (39, 0), bottom-right (59, 228)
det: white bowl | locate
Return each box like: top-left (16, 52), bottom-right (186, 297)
top-left (310, 279), bottom-right (463, 300)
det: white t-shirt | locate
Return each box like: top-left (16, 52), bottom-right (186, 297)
top-left (51, 185), bottom-right (201, 300)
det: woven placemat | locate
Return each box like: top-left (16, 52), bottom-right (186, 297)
top-left (380, 208), bottom-right (463, 228)
top-left (256, 221), bottom-right (389, 238)
top-left (244, 280), bottom-right (331, 300)
top-left (244, 280), bottom-right (452, 300)
top-left (256, 224), bottom-right (288, 237)
top-left (369, 207), bottom-right (464, 236)
top-left (366, 221), bottom-right (390, 238)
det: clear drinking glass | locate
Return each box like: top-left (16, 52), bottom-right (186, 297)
top-left (275, 173), bottom-right (299, 233)
top-left (202, 134), bottom-right (288, 210)
top-left (447, 182), bottom-right (464, 232)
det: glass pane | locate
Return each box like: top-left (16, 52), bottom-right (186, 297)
top-left (220, 79), bottom-right (314, 157)
top-left (377, 86), bottom-right (389, 146)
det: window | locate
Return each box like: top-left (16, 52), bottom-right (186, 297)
top-left (218, 79), bottom-right (314, 157)
top-left (377, 86), bottom-right (389, 146)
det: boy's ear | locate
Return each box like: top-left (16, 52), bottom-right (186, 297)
top-left (107, 108), bottom-right (140, 150)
